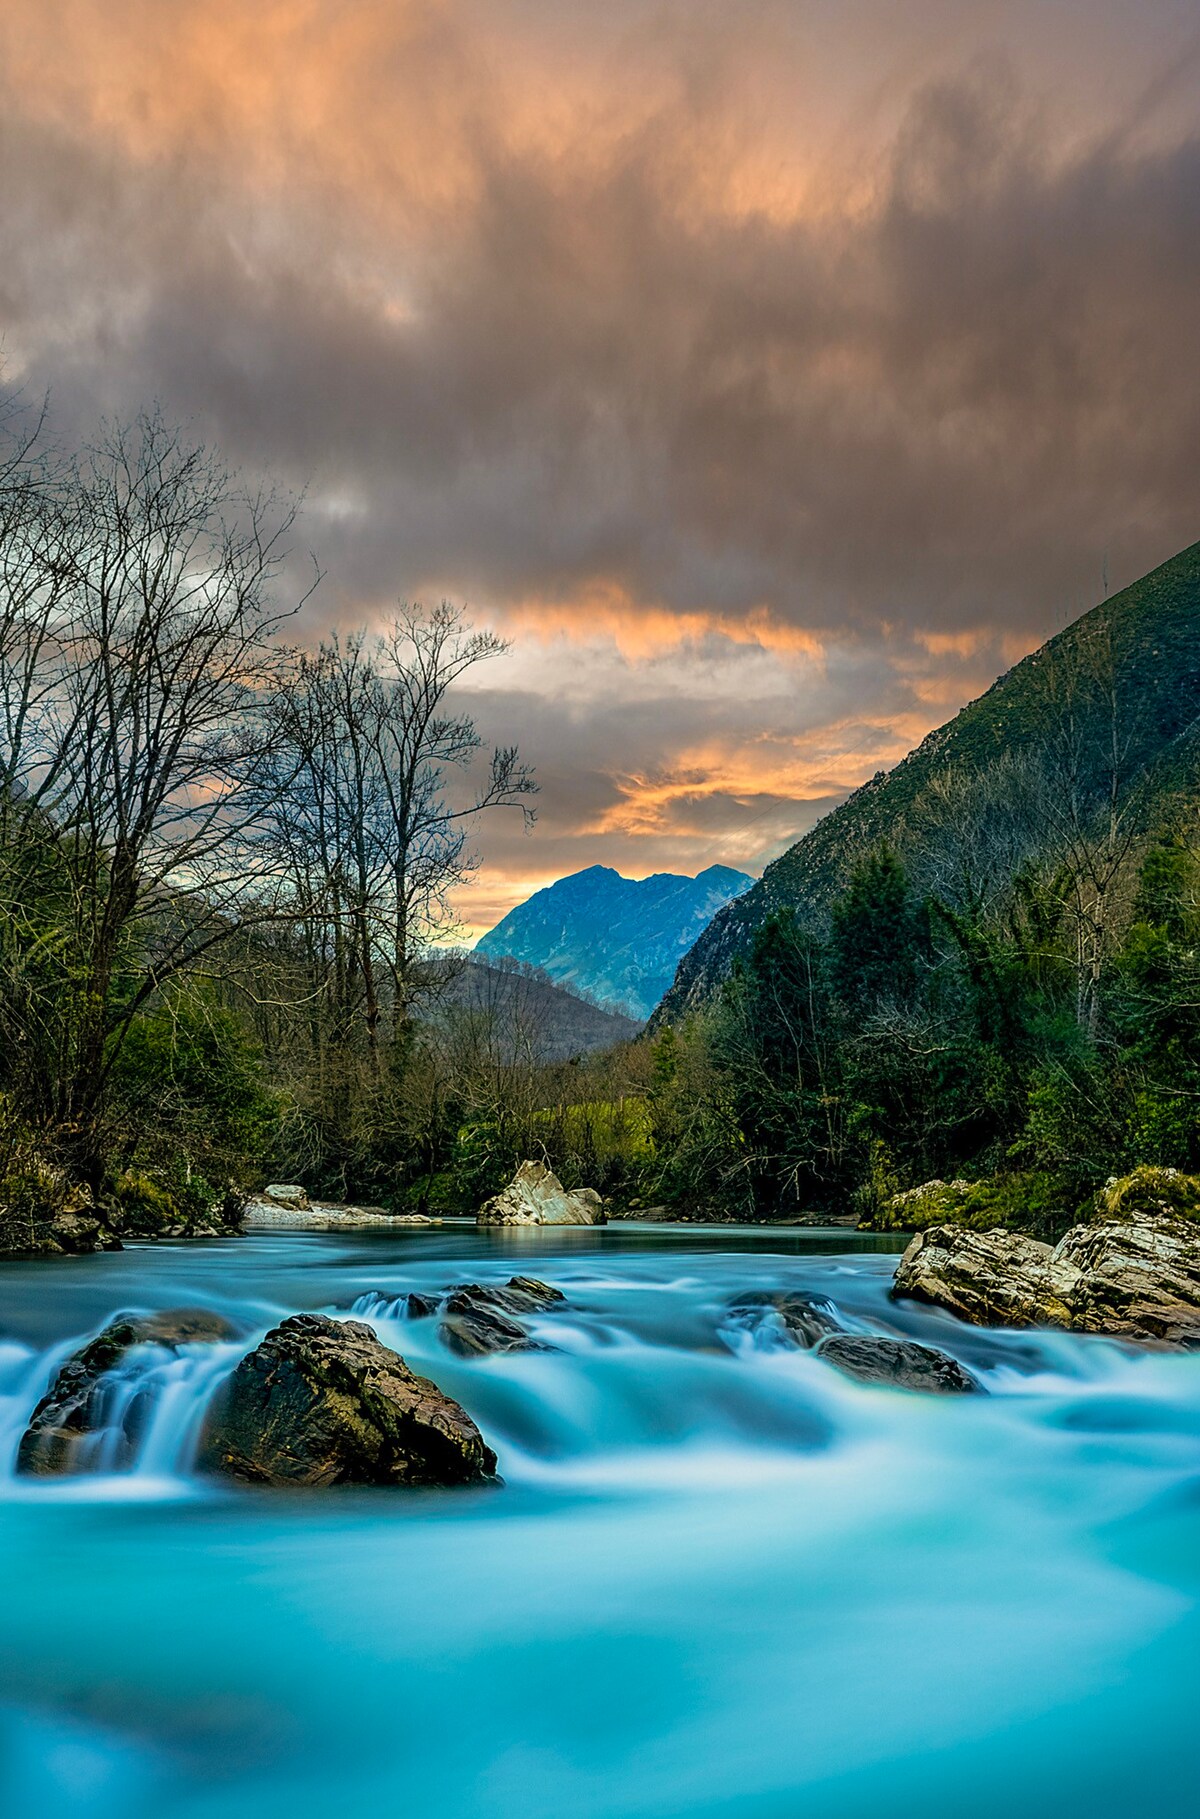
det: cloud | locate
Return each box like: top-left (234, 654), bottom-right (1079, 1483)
top-left (1, 2), bottom-right (1198, 923)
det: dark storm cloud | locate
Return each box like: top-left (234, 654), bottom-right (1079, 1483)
top-left (0, 2), bottom-right (1197, 915)
top-left (2, 15), bottom-right (1198, 641)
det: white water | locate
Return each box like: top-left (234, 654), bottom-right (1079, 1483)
top-left (0, 1225), bottom-right (1196, 1816)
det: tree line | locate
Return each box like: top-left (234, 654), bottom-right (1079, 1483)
top-left (0, 400), bottom-right (536, 1235)
top-left (2, 392), bottom-right (1196, 1243)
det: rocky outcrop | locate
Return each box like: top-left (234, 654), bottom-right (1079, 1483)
top-left (892, 1225), bottom-right (1072, 1328)
top-left (873, 1179), bottom-right (975, 1231)
top-left (725, 1291), bottom-right (842, 1348)
top-left (815, 1334), bottom-right (983, 1394)
top-left (243, 1200), bottom-right (438, 1230)
top-left (477, 1161), bottom-right (605, 1226)
top-left (262, 1183), bottom-right (310, 1209)
top-left (438, 1276), bottom-right (566, 1357)
top-left (198, 1314), bottom-right (498, 1488)
top-left (17, 1309), bottom-right (236, 1474)
top-left (893, 1218), bottom-right (1200, 1346)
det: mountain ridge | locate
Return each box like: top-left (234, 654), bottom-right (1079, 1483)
top-left (476, 864), bottom-right (754, 1017)
top-left (655, 539), bottom-right (1200, 1024)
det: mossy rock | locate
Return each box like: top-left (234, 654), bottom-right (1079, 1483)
top-left (1092, 1167), bottom-right (1200, 1224)
top-left (868, 1171), bottom-right (1074, 1240)
top-left (869, 1179), bottom-right (977, 1232)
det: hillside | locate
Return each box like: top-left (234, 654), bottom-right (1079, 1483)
top-left (429, 955), bottom-right (643, 1062)
top-left (476, 864), bottom-right (753, 1017)
top-left (656, 540), bottom-right (1200, 1023)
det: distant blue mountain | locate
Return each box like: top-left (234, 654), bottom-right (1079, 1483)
top-left (475, 865), bottom-right (755, 1018)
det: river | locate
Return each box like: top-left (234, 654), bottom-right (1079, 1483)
top-left (0, 1221), bottom-right (1197, 1817)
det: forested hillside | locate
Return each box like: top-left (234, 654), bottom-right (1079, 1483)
top-left (657, 542), bottom-right (1200, 1022)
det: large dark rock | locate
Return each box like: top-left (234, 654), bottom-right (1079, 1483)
top-left (725, 1291), bottom-right (842, 1348)
top-left (815, 1333), bottom-right (983, 1394)
top-left (198, 1314), bottom-right (498, 1488)
top-left (17, 1309), bottom-right (236, 1475)
top-left (438, 1278), bottom-right (564, 1357)
top-left (893, 1218), bottom-right (1200, 1347)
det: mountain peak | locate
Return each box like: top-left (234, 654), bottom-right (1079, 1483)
top-left (476, 866), bottom-right (754, 1017)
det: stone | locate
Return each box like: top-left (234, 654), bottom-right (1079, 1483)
top-left (262, 1184), bottom-right (310, 1210)
top-left (725, 1291), bottom-right (842, 1348)
top-left (874, 1179), bottom-right (975, 1231)
top-left (198, 1314), bottom-right (498, 1488)
top-left (892, 1218), bottom-right (1200, 1347)
top-left (438, 1279), bottom-right (564, 1356)
top-left (47, 1210), bottom-right (122, 1253)
top-left (815, 1333), bottom-right (983, 1394)
top-left (17, 1309), bottom-right (237, 1475)
top-left (477, 1160), bottom-right (605, 1226)
top-left (243, 1201), bottom-right (438, 1230)
top-left (1054, 1218), bottom-right (1200, 1346)
top-left (892, 1224), bottom-right (1073, 1328)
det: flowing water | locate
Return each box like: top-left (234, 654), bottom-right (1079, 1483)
top-left (0, 1221), bottom-right (1197, 1818)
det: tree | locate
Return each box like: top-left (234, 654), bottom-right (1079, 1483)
top-left (251, 606), bottom-right (536, 1180)
top-left (0, 408), bottom-right (302, 1183)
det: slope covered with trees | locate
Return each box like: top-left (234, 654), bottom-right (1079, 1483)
top-left (657, 543), bottom-right (1200, 1023)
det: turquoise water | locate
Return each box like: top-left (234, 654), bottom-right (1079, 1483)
top-left (0, 1222), bottom-right (1197, 1817)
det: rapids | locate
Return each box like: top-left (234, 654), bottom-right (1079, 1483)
top-left (0, 1221), bottom-right (1197, 1817)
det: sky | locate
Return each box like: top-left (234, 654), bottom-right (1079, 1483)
top-left (1, 0), bottom-right (1198, 937)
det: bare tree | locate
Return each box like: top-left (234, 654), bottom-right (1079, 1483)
top-left (0, 408), bottom-right (304, 1181)
top-left (251, 606), bottom-right (536, 1159)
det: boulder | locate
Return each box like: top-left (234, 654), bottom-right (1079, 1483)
top-left (892, 1225), bottom-right (1073, 1329)
top-left (875, 1179), bottom-right (975, 1231)
top-left (439, 1277), bottom-right (565, 1357)
top-left (725, 1291), bottom-right (842, 1348)
top-left (198, 1314), bottom-right (498, 1488)
top-left (17, 1309), bottom-right (237, 1475)
top-left (1055, 1218), bottom-right (1200, 1345)
top-left (815, 1333), bottom-right (983, 1394)
top-left (47, 1210), bottom-right (122, 1254)
top-left (477, 1161), bottom-right (605, 1226)
top-left (893, 1218), bottom-right (1200, 1347)
top-left (262, 1183), bottom-right (310, 1210)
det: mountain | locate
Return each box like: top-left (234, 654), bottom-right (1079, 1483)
top-left (475, 864), bottom-right (755, 1017)
top-left (431, 956), bottom-right (643, 1062)
top-left (656, 540), bottom-right (1200, 1024)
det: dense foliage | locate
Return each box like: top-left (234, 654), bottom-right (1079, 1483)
top-left (3, 395), bottom-right (1199, 1247)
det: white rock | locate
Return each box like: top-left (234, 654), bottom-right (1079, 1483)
top-left (477, 1161), bottom-right (606, 1227)
top-left (262, 1184), bottom-right (310, 1210)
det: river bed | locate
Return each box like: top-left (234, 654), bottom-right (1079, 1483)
top-left (0, 1221), bottom-right (1197, 1817)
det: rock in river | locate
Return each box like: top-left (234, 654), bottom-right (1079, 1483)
top-left (198, 1314), bottom-right (498, 1488)
top-left (17, 1309), bottom-right (236, 1474)
top-left (893, 1217), bottom-right (1200, 1346)
top-left (477, 1160), bottom-right (605, 1226)
top-left (815, 1333), bottom-right (983, 1394)
top-left (725, 1291), bottom-right (842, 1348)
top-left (439, 1276), bottom-right (566, 1357)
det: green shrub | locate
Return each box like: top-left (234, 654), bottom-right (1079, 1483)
top-left (1088, 1165), bottom-right (1200, 1224)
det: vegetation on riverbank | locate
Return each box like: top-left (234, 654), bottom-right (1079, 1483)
top-left (3, 394), bottom-right (1200, 1250)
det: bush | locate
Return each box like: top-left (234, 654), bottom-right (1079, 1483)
top-left (1089, 1165), bottom-right (1200, 1225)
top-left (867, 1169), bottom-right (1075, 1241)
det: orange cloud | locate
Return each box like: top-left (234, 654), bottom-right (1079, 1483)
top-left (499, 586), bottom-right (826, 664)
top-left (583, 717), bottom-right (929, 840)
